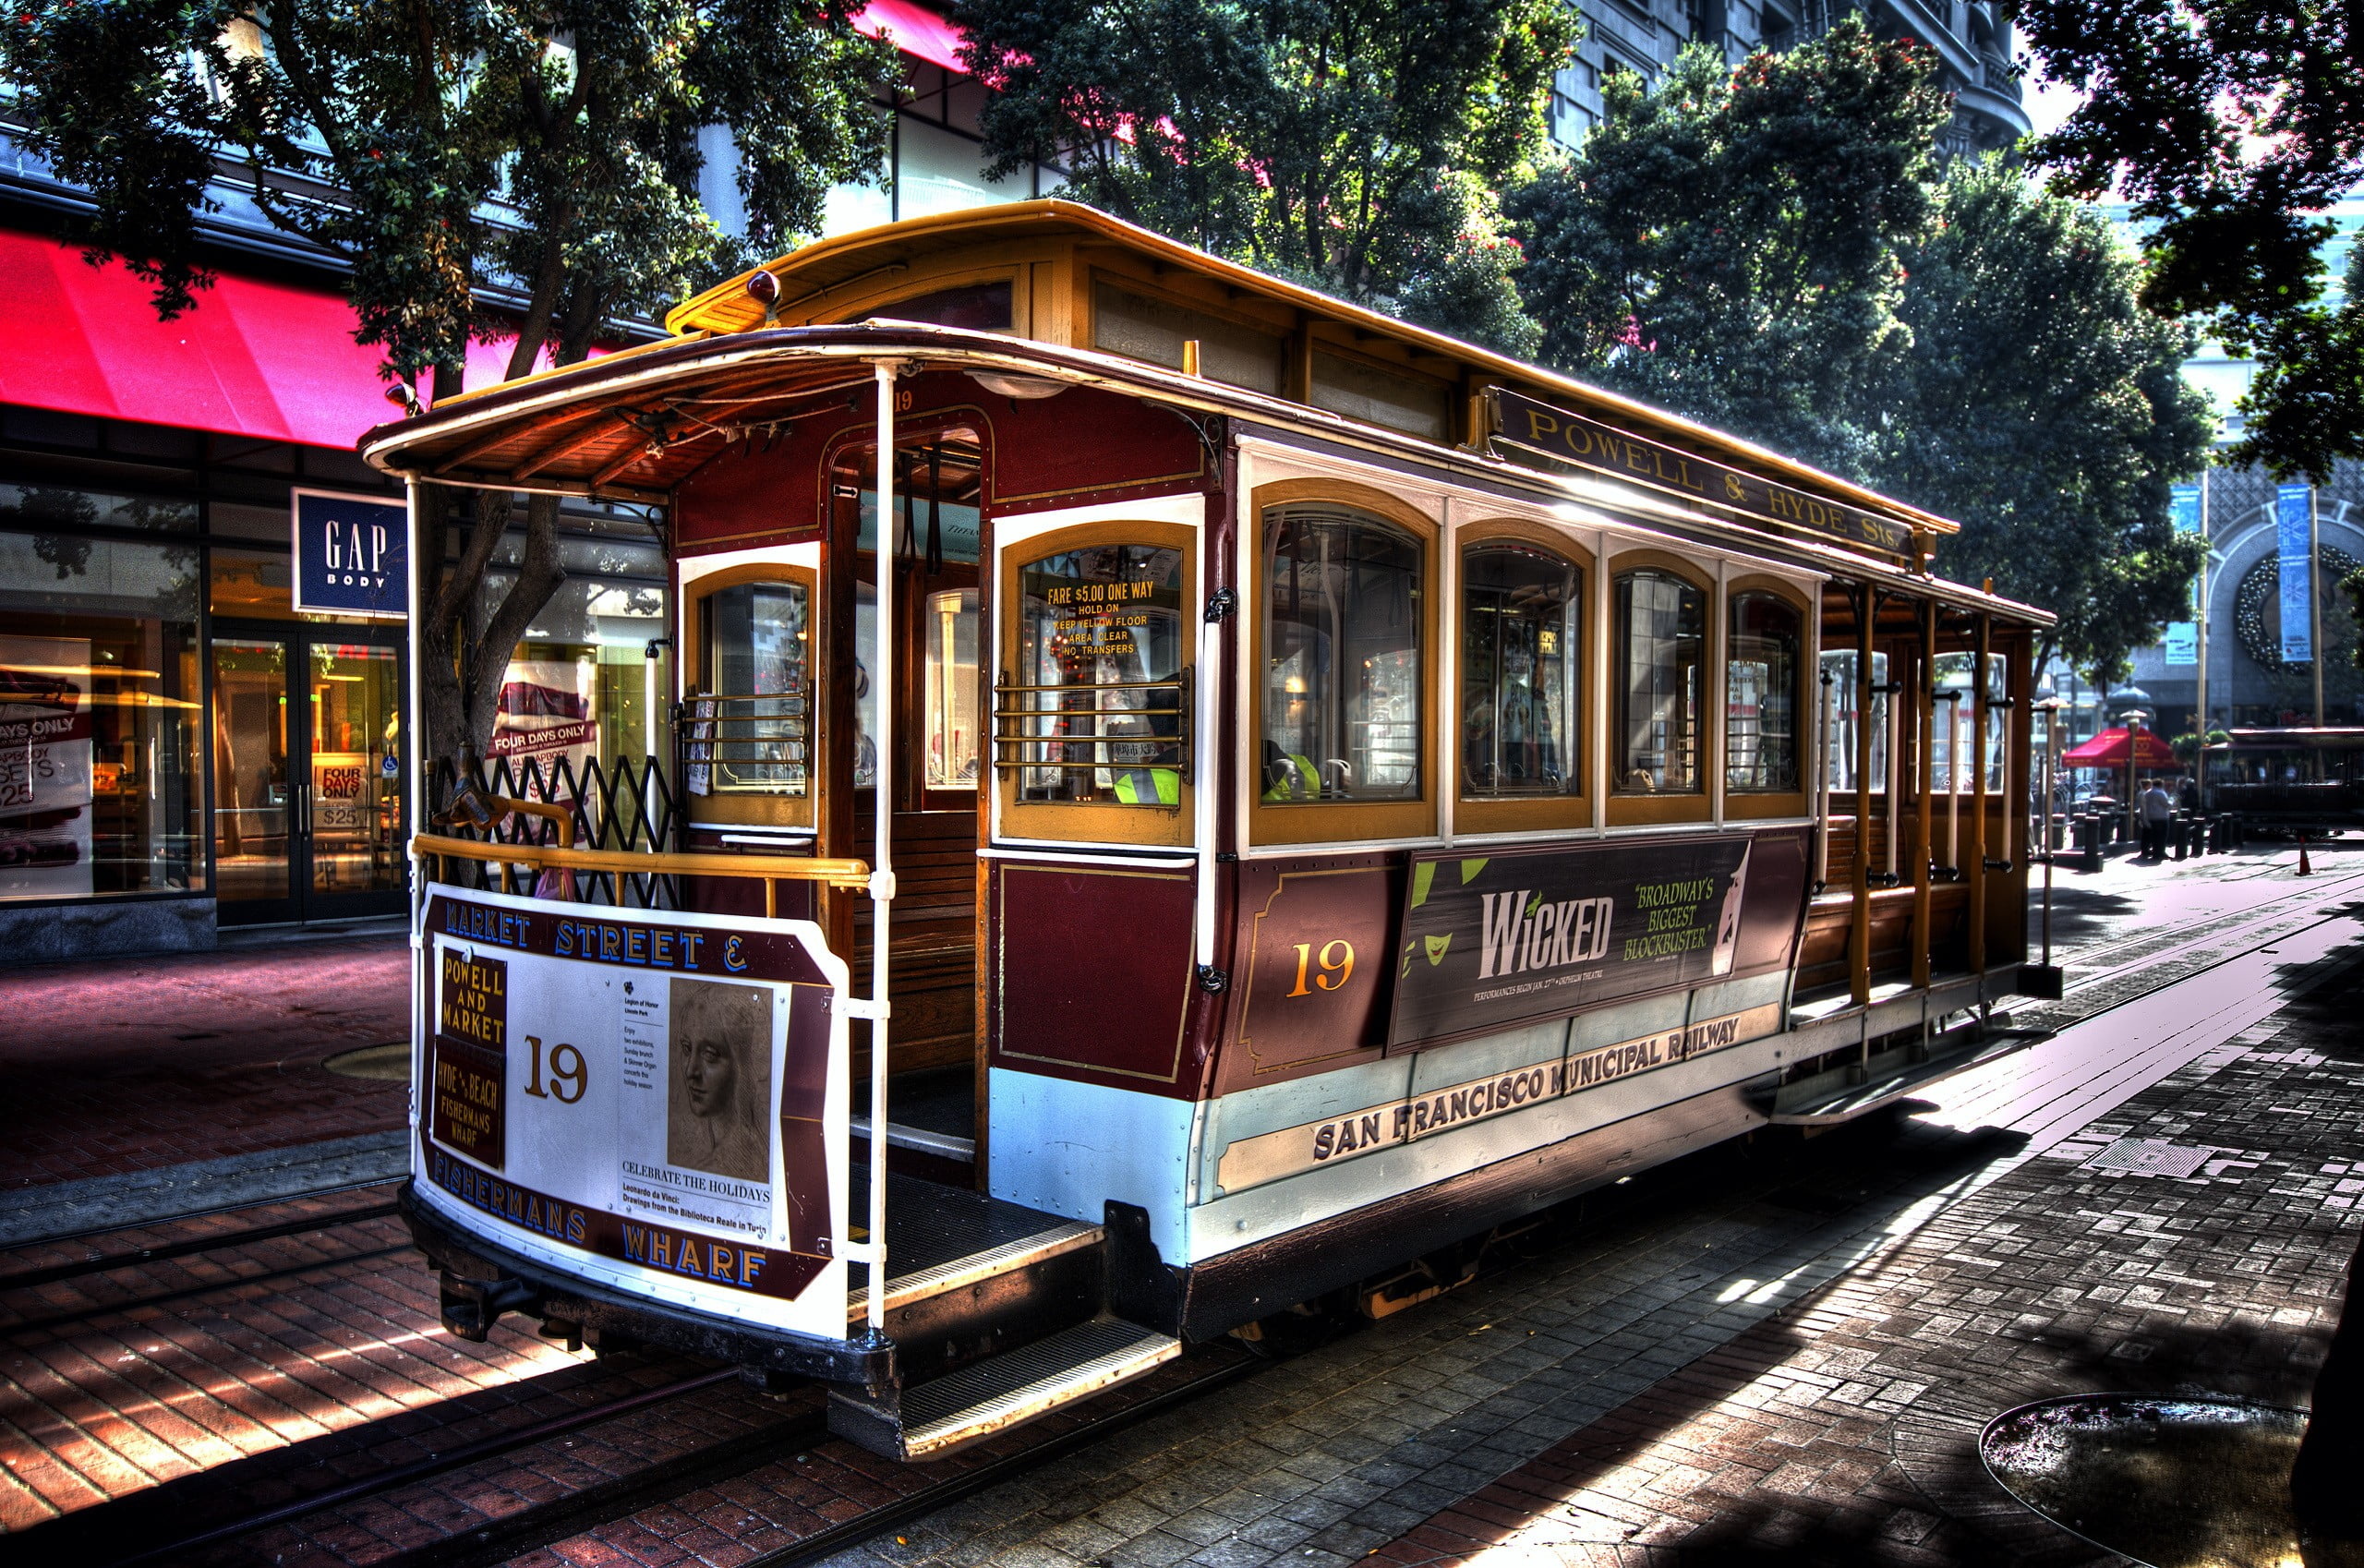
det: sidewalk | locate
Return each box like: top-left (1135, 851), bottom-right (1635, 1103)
top-left (0, 931), bottom-right (411, 1240)
top-left (796, 898), bottom-right (2364, 1568)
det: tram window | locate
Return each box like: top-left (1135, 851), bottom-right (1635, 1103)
top-left (1092, 283), bottom-right (1285, 394)
top-left (1008, 542), bottom-right (1188, 806)
top-left (1262, 506), bottom-right (1424, 804)
top-left (858, 282), bottom-right (1012, 332)
top-left (1614, 570), bottom-right (1706, 793)
top-left (925, 588), bottom-right (980, 789)
top-left (1726, 592), bottom-right (1801, 792)
top-left (699, 580), bottom-right (812, 797)
top-left (1461, 543), bottom-right (1579, 798)
top-left (1931, 652), bottom-right (2010, 791)
top-left (1820, 650), bottom-right (1888, 793)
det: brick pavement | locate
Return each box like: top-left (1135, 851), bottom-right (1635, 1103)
top-left (0, 934), bottom-right (411, 1192)
top-left (794, 907), bottom-right (2364, 1568)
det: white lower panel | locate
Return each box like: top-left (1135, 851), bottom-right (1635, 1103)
top-left (986, 1067), bottom-right (1197, 1262)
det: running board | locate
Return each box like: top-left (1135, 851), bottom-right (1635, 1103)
top-left (829, 1316), bottom-right (1179, 1461)
top-left (1767, 1022), bottom-right (2043, 1125)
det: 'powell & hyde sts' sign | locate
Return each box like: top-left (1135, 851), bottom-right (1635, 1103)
top-left (1487, 389), bottom-right (1917, 561)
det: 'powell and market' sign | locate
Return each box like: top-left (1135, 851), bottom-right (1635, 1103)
top-left (294, 488), bottom-right (408, 619)
top-left (1487, 389), bottom-right (1917, 561)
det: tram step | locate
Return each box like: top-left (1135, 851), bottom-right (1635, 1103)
top-left (1767, 1018), bottom-right (2041, 1125)
top-left (831, 1315), bottom-right (1180, 1461)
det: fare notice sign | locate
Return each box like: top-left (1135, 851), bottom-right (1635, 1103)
top-left (1488, 388), bottom-right (1917, 561)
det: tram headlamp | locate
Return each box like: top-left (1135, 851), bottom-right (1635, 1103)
top-left (967, 369), bottom-right (1068, 400)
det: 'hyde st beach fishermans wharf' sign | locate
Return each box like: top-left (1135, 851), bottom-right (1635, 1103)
top-left (1487, 388), bottom-right (1917, 561)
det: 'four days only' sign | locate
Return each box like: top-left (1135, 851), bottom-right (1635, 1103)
top-left (294, 488), bottom-right (408, 619)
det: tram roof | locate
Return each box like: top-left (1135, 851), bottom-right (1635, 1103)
top-left (361, 202), bottom-right (2045, 619)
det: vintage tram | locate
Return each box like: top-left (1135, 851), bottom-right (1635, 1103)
top-left (365, 202), bottom-right (2049, 1461)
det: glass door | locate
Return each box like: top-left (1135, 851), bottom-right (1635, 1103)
top-left (211, 628), bottom-right (406, 925)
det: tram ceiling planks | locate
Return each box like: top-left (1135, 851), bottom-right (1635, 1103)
top-left (1485, 389), bottom-right (1924, 562)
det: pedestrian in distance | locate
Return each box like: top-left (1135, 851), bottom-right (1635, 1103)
top-left (2140, 778), bottom-right (2174, 861)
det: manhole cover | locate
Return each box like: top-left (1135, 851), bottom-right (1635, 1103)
top-left (1982, 1393), bottom-right (2310, 1567)
top-left (324, 1043), bottom-right (409, 1081)
top-left (2085, 1138), bottom-right (2216, 1178)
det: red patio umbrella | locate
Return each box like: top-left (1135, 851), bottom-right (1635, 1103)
top-left (2061, 726), bottom-right (2180, 768)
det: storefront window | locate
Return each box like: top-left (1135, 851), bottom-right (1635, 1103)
top-left (482, 573), bottom-right (670, 798)
top-left (1614, 570), bottom-right (1705, 793)
top-left (0, 529), bottom-right (201, 899)
top-left (1461, 542), bottom-right (1578, 797)
top-left (1011, 542), bottom-right (1188, 805)
top-left (1261, 506), bottom-right (1423, 803)
top-left (1727, 592), bottom-right (1801, 792)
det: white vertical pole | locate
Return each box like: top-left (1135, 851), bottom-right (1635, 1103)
top-left (866, 360), bottom-right (899, 1338)
top-left (2195, 470), bottom-right (2210, 754)
top-left (405, 478), bottom-right (427, 1147)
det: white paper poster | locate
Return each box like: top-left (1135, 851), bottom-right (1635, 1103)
top-left (490, 657), bottom-right (599, 798)
top-left (0, 633), bottom-right (95, 898)
top-left (416, 887), bottom-right (849, 1338)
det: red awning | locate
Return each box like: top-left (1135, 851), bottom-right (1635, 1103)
top-left (0, 228), bottom-right (587, 452)
top-left (854, 0), bottom-right (967, 74)
top-left (2061, 727), bottom-right (2180, 767)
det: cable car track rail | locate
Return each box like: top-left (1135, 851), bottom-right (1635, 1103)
top-left (0, 1199), bottom-right (403, 1295)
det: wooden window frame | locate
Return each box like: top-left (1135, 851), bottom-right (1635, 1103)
top-left (1454, 517), bottom-right (1594, 837)
top-left (994, 517), bottom-right (1198, 850)
top-left (1723, 573), bottom-right (1813, 821)
top-left (1607, 548), bottom-right (1716, 827)
top-left (684, 561), bottom-right (820, 831)
top-left (1249, 478), bottom-right (1439, 847)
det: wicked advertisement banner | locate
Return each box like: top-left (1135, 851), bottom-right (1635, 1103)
top-left (1387, 835), bottom-right (1755, 1048)
top-left (418, 887), bottom-right (848, 1336)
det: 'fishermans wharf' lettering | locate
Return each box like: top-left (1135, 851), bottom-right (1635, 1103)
top-left (1489, 388), bottom-right (1916, 561)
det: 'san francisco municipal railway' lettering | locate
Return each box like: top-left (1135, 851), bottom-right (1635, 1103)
top-left (1216, 1005), bottom-right (1781, 1193)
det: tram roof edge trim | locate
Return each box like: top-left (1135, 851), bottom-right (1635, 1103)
top-left (662, 200), bottom-right (1960, 540)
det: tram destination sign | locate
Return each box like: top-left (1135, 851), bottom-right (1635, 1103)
top-left (1386, 834), bottom-right (1755, 1048)
top-left (416, 887), bottom-right (849, 1338)
top-left (1487, 389), bottom-right (1916, 561)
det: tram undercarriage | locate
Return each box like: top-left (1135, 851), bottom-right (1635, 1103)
top-left (368, 201), bottom-right (2050, 1462)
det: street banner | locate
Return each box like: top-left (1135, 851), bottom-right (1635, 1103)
top-left (2170, 484), bottom-right (2201, 534)
top-left (2277, 482), bottom-right (2313, 663)
top-left (293, 488), bottom-right (408, 619)
top-left (1387, 835), bottom-right (1754, 1048)
top-left (417, 886), bottom-right (849, 1336)
top-left (2164, 622), bottom-right (2199, 667)
top-left (0, 633), bottom-right (94, 898)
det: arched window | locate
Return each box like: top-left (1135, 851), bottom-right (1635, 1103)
top-left (1726, 591), bottom-right (1802, 792)
top-left (1260, 506), bottom-right (1424, 804)
top-left (1462, 542), bottom-right (1580, 798)
top-left (1615, 569), bottom-right (1706, 793)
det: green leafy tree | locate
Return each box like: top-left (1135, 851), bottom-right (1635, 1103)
top-left (947, 0), bottom-right (1575, 353)
top-left (0, 0), bottom-right (890, 775)
top-left (1870, 161), bottom-right (2210, 680)
top-left (1505, 18), bottom-right (1949, 476)
top-left (2012, 0), bottom-right (2364, 483)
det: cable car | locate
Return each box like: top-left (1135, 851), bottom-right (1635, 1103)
top-left (365, 201), bottom-right (2050, 1461)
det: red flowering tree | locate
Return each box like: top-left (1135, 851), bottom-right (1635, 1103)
top-left (949, 0), bottom-right (1574, 354)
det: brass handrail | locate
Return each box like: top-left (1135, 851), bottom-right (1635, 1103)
top-left (412, 833), bottom-right (871, 889)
